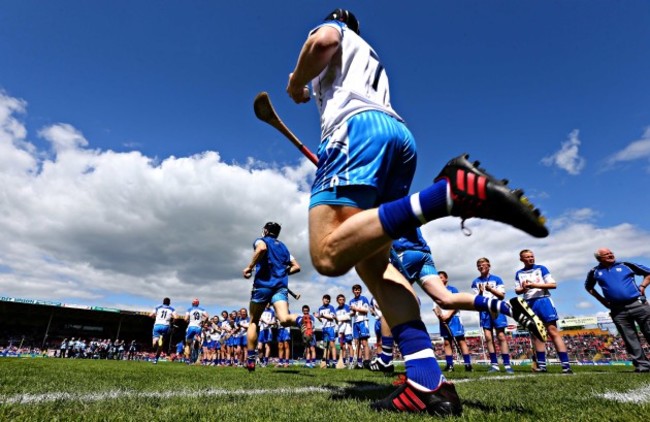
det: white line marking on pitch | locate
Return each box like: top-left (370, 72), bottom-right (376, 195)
top-left (1, 386), bottom-right (337, 405)
top-left (594, 384), bottom-right (650, 403)
top-left (0, 371), bottom-right (642, 405)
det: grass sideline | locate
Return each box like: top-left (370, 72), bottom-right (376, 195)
top-left (1, 359), bottom-right (648, 421)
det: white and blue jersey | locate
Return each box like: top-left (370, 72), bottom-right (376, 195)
top-left (336, 304), bottom-right (353, 343)
top-left (307, 23), bottom-right (415, 209)
top-left (371, 297), bottom-right (382, 337)
top-left (515, 264), bottom-right (555, 300)
top-left (152, 304), bottom-right (175, 338)
top-left (472, 274), bottom-right (508, 330)
top-left (516, 264), bottom-right (560, 324)
top-left (316, 304), bottom-right (337, 343)
top-left (237, 317), bottom-right (250, 346)
top-left (185, 306), bottom-right (207, 340)
top-left (349, 295), bottom-right (370, 340)
top-left (309, 20), bottom-right (401, 140)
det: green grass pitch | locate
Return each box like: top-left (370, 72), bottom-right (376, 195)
top-left (1, 359), bottom-right (648, 421)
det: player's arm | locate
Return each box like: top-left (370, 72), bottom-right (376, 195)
top-left (514, 278), bottom-right (527, 295)
top-left (287, 256), bottom-right (301, 275)
top-left (640, 274), bottom-right (650, 296)
top-left (243, 240), bottom-right (267, 279)
top-left (485, 282), bottom-right (505, 300)
top-left (287, 25), bottom-right (341, 103)
top-left (584, 270), bottom-right (610, 308)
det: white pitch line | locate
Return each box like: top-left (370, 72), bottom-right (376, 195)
top-left (594, 384), bottom-right (650, 403)
top-left (0, 371), bottom-right (643, 406)
top-left (1, 386), bottom-right (337, 405)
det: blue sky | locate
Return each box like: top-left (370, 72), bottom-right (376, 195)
top-left (1, 1), bottom-right (649, 333)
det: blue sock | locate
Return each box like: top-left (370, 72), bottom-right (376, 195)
top-left (378, 180), bottom-right (449, 238)
top-left (463, 354), bottom-right (471, 365)
top-left (381, 336), bottom-right (394, 363)
top-left (489, 352), bottom-right (498, 366)
top-left (247, 350), bottom-right (256, 363)
top-left (502, 353), bottom-right (511, 366)
top-left (559, 351), bottom-right (570, 369)
top-left (392, 320), bottom-right (442, 391)
top-left (473, 296), bottom-right (511, 316)
top-left (536, 351), bottom-right (547, 368)
top-left (445, 355), bottom-right (453, 366)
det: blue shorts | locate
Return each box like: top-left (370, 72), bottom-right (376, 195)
top-left (310, 110), bottom-right (416, 209)
top-left (277, 327), bottom-right (291, 342)
top-left (527, 297), bottom-right (558, 324)
top-left (204, 340), bottom-right (215, 350)
top-left (440, 316), bottom-right (465, 339)
top-left (152, 324), bottom-right (170, 338)
top-left (239, 336), bottom-right (247, 347)
top-left (395, 250), bottom-right (438, 285)
top-left (260, 328), bottom-right (275, 344)
top-left (251, 287), bottom-right (289, 305)
top-left (353, 321), bottom-right (370, 340)
top-left (339, 334), bottom-right (353, 345)
top-left (374, 320), bottom-right (382, 338)
top-left (480, 311), bottom-right (508, 330)
top-left (322, 327), bottom-right (336, 343)
top-left (185, 326), bottom-right (202, 341)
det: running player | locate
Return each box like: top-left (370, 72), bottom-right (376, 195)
top-left (243, 222), bottom-right (301, 371)
top-left (184, 298), bottom-right (208, 364)
top-left (149, 297), bottom-right (178, 364)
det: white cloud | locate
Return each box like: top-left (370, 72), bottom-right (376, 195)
top-left (606, 127), bottom-right (650, 169)
top-left (1, 92), bottom-right (650, 333)
top-left (541, 129), bottom-right (586, 175)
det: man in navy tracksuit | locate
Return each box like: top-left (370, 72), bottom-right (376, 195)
top-left (585, 247), bottom-right (650, 372)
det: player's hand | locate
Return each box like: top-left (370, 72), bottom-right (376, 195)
top-left (287, 73), bottom-right (311, 104)
top-left (243, 268), bottom-right (253, 279)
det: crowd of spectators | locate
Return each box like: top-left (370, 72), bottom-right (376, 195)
top-left (431, 331), bottom-right (650, 364)
top-left (3, 329), bottom-right (648, 365)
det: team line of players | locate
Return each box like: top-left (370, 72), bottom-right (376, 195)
top-left (149, 285), bottom-right (380, 368)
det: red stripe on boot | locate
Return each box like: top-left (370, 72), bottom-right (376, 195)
top-left (456, 169), bottom-right (465, 191)
top-left (466, 172), bottom-right (476, 195)
top-left (477, 176), bottom-right (487, 199)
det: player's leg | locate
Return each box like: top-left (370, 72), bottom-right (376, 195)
top-left (442, 339), bottom-right (454, 371)
top-left (458, 338), bottom-right (472, 371)
top-left (355, 250), bottom-right (460, 416)
top-left (483, 325), bottom-right (500, 372)
top-left (495, 328), bottom-right (513, 373)
top-left (369, 316), bottom-right (395, 373)
top-left (272, 298), bottom-right (298, 327)
top-left (245, 301), bottom-right (266, 371)
top-left (546, 321), bottom-right (571, 373)
top-left (536, 298), bottom-right (572, 373)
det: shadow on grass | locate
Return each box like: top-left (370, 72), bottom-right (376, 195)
top-left (327, 381), bottom-right (391, 402)
top-left (327, 381), bottom-right (536, 417)
top-left (460, 399), bottom-right (535, 416)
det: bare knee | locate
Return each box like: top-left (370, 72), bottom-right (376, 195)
top-left (310, 250), bottom-right (352, 277)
